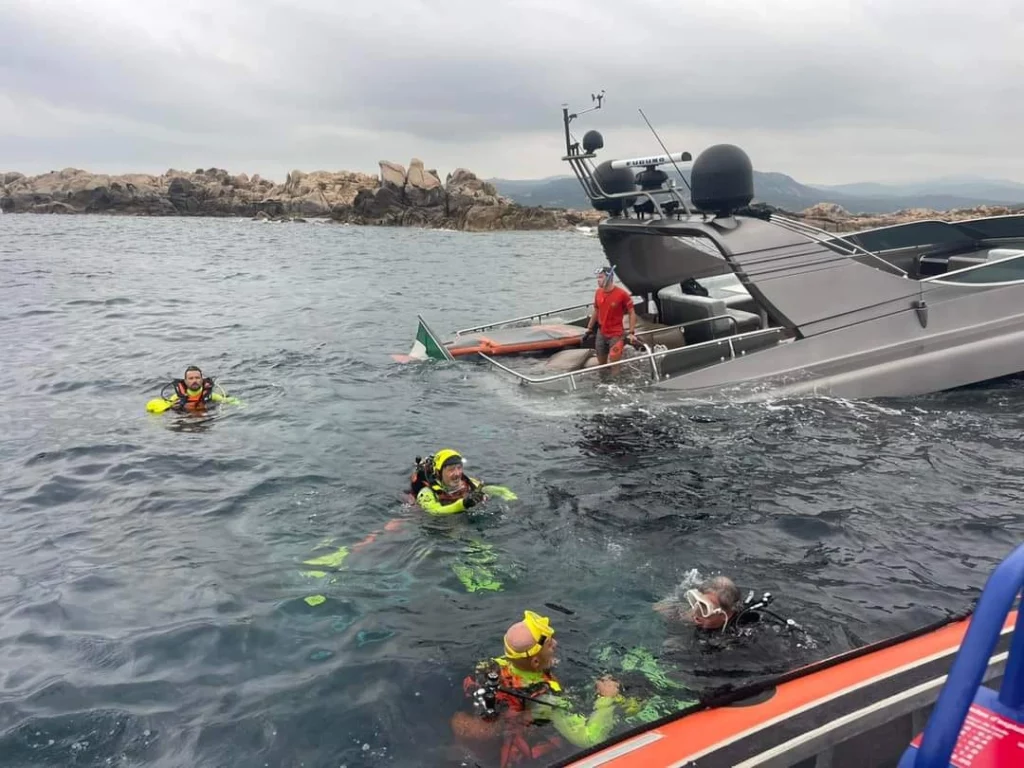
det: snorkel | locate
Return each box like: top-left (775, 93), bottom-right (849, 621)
top-left (595, 265), bottom-right (616, 290)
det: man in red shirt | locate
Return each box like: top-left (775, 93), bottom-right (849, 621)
top-left (583, 266), bottom-right (637, 366)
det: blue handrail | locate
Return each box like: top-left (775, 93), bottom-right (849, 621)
top-left (1001, 603), bottom-right (1024, 709)
top-left (911, 542), bottom-right (1024, 767)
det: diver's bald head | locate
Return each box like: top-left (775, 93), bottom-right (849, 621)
top-left (503, 617), bottom-right (557, 672)
top-left (504, 621), bottom-right (537, 654)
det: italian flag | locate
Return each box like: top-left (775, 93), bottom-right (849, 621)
top-left (406, 315), bottom-right (454, 361)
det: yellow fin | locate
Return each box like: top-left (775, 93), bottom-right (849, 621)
top-left (302, 546), bottom-right (350, 569)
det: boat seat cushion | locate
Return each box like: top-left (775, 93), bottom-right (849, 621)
top-left (988, 247), bottom-right (1024, 259)
top-left (947, 254), bottom-right (988, 272)
top-left (658, 280), bottom-right (759, 317)
top-left (721, 293), bottom-right (760, 315)
top-left (656, 288), bottom-right (761, 344)
top-left (635, 315), bottom-right (686, 349)
top-left (946, 248), bottom-right (1024, 274)
top-left (681, 275), bottom-right (759, 314)
top-left (544, 348), bottom-right (593, 372)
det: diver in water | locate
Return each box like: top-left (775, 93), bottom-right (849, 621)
top-left (655, 575), bottom-right (808, 641)
top-left (451, 609), bottom-right (624, 767)
top-left (410, 449), bottom-right (517, 514)
top-left (655, 575), bottom-right (742, 632)
top-left (297, 450), bottom-right (518, 605)
top-left (409, 449), bottom-right (517, 593)
top-left (147, 366), bottom-right (241, 413)
top-left (655, 576), bottom-right (819, 691)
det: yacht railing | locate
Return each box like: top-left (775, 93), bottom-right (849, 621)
top-left (772, 215), bottom-right (909, 278)
top-left (589, 171), bottom-right (692, 219)
top-left (640, 313), bottom-right (740, 341)
top-left (454, 302), bottom-right (593, 336)
top-left (478, 325), bottom-right (786, 391)
top-left (562, 142), bottom-right (694, 221)
top-left (560, 94), bottom-right (697, 221)
top-left (921, 249), bottom-right (1024, 285)
top-left (456, 300), bottom-right (728, 342)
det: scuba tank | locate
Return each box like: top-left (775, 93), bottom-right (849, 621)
top-left (471, 670), bottom-right (502, 721)
top-left (468, 667), bottom-right (559, 721)
top-left (409, 455), bottom-right (436, 495)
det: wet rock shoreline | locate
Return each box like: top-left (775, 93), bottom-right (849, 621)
top-left (3, 164), bottom-right (1016, 232)
top-left (0, 161), bottom-right (602, 232)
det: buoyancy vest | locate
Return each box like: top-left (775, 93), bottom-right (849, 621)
top-left (171, 378), bottom-right (215, 411)
top-left (461, 659), bottom-right (565, 768)
top-left (428, 476), bottom-right (482, 504)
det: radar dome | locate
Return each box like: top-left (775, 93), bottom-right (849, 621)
top-left (582, 130), bottom-right (604, 154)
top-left (591, 160), bottom-right (636, 214)
top-left (690, 144), bottom-right (753, 216)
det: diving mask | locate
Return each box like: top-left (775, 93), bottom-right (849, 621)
top-left (595, 266), bottom-right (615, 288)
top-left (504, 610), bottom-right (555, 659)
top-left (685, 589), bottom-right (727, 622)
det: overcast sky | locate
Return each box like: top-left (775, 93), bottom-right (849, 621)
top-left (3, 0), bottom-right (1022, 185)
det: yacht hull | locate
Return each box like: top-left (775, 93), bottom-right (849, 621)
top-left (599, 215), bottom-right (1024, 400)
top-left (650, 303), bottom-right (1024, 401)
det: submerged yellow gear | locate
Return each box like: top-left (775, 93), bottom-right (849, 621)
top-left (433, 449), bottom-right (464, 474)
top-left (504, 610), bottom-right (555, 660)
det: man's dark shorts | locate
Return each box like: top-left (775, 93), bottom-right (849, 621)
top-left (596, 331), bottom-right (624, 358)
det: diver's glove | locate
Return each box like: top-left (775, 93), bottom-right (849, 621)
top-left (463, 489), bottom-right (486, 510)
top-left (581, 330), bottom-right (595, 347)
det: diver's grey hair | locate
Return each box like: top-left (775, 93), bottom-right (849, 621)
top-left (701, 576), bottom-right (742, 614)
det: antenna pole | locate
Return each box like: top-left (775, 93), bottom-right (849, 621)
top-left (562, 104), bottom-right (573, 155)
top-left (562, 90), bottom-right (605, 157)
top-left (638, 107), bottom-right (691, 194)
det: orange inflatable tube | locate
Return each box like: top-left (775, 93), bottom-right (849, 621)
top-left (559, 610), bottom-right (1016, 767)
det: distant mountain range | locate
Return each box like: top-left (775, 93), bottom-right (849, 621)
top-left (489, 171), bottom-right (1024, 215)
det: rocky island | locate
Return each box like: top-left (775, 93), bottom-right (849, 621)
top-left (795, 201), bottom-right (1024, 232)
top-left (2, 160), bottom-right (1018, 233)
top-left (0, 159), bottom-right (601, 232)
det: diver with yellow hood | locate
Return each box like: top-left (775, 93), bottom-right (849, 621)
top-left (452, 609), bottom-right (624, 767)
top-left (410, 449), bottom-right (517, 514)
top-left (295, 449), bottom-right (517, 606)
top-left (409, 449), bottom-right (517, 593)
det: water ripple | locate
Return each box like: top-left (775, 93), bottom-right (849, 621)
top-left (0, 215), bottom-right (1023, 766)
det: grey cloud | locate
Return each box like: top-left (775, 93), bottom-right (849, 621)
top-left (1, 17), bottom-right (249, 135)
top-left (2, 0), bottom-right (1023, 182)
